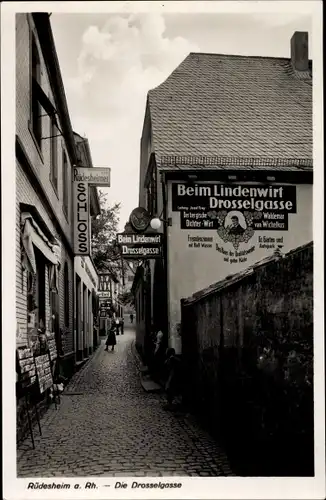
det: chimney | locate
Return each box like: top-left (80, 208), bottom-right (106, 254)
top-left (291, 31), bottom-right (309, 71)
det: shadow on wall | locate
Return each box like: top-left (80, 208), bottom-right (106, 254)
top-left (181, 242), bottom-right (314, 476)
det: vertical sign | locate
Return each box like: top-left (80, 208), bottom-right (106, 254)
top-left (73, 166), bottom-right (111, 256)
top-left (73, 181), bottom-right (90, 255)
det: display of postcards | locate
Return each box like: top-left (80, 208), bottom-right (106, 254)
top-left (17, 347), bottom-right (33, 360)
top-left (35, 353), bottom-right (53, 393)
top-left (35, 354), bottom-right (49, 366)
top-left (21, 364), bottom-right (36, 375)
top-left (48, 340), bottom-right (58, 361)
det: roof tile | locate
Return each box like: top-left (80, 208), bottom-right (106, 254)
top-left (148, 53), bottom-right (312, 170)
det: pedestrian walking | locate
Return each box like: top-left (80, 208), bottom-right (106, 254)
top-left (163, 348), bottom-right (183, 409)
top-left (130, 313), bottom-right (134, 324)
top-left (104, 325), bottom-right (117, 352)
top-left (151, 328), bottom-right (165, 382)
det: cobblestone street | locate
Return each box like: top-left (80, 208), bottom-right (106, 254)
top-left (17, 327), bottom-right (233, 477)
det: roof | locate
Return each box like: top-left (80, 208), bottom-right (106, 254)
top-left (148, 53), bottom-right (312, 171)
top-left (73, 132), bottom-right (101, 216)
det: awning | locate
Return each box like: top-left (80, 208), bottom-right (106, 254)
top-left (21, 212), bottom-right (60, 275)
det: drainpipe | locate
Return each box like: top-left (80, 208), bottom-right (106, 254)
top-left (219, 294), bottom-right (225, 421)
top-left (161, 172), bottom-right (169, 343)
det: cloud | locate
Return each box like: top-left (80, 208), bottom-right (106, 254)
top-left (64, 14), bottom-right (198, 228)
top-left (69, 13), bottom-right (198, 110)
top-left (250, 13), bottom-right (311, 28)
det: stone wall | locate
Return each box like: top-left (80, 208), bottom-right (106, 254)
top-left (181, 242), bottom-right (313, 476)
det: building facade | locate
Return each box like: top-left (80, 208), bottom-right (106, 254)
top-left (74, 256), bottom-right (99, 362)
top-left (16, 13), bottom-right (77, 378)
top-left (16, 13), bottom-right (101, 376)
top-left (135, 31), bottom-right (313, 354)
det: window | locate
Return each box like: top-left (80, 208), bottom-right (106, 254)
top-left (50, 117), bottom-right (58, 191)
top-left (62, 150), bottom-right (69, 216)
top-left (64, 263), bottom-right (69, 327)
top-left (31, 34), bottom-right (42, 148)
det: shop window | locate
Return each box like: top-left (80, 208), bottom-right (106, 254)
top-left (50, 117), bottom-right (58, 192)
top-left (64, 262), bottom-right (69, 327)
top-left (31, 34), bottom-right (42, 148)
top-left (62, 150), bottom-right (69, 217)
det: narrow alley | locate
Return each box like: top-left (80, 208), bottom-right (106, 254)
top-left (17, 327), bottom-right (233, 477)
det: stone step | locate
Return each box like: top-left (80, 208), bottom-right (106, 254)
top-left (140, 374), bottom-right (162, 393)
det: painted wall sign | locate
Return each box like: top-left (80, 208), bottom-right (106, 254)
top-left (167, 181), bottom-right (312, 351)
top-left (172, 182), bottom-right (296, 231)
top-left (73, 167), bottom-right (111, 187)
top-left (117, 233), bottom-right (163, 259)
top-left (73, 182), bottom-right (90, 255)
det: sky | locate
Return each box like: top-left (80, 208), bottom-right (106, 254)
top-left (50, 10), bottom-right (312, 231)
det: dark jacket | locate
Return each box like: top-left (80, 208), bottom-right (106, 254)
top-left (106, 329), bottom-right (117, 346)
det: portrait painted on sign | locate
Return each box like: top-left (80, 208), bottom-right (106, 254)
top-left (224, 211), bottom-right (247, 235)
top-left (216, 210), bottom-right (258, 250)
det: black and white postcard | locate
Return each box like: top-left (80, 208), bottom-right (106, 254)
top-left (1, 1), bottom-right (324, 499)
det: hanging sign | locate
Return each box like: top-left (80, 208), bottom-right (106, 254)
top-left (73, 166), bottom-right (111, 255)
top-left (129, 207), bottom-right (151, 233)
top-left (117, 233), bottom-right (163, 259)
top-left (73, 181), bottom-right (90, 255)
top-left (73, 167), bottom-right (111, 187)
top-left (99, 273), bottom-right (112, 292)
